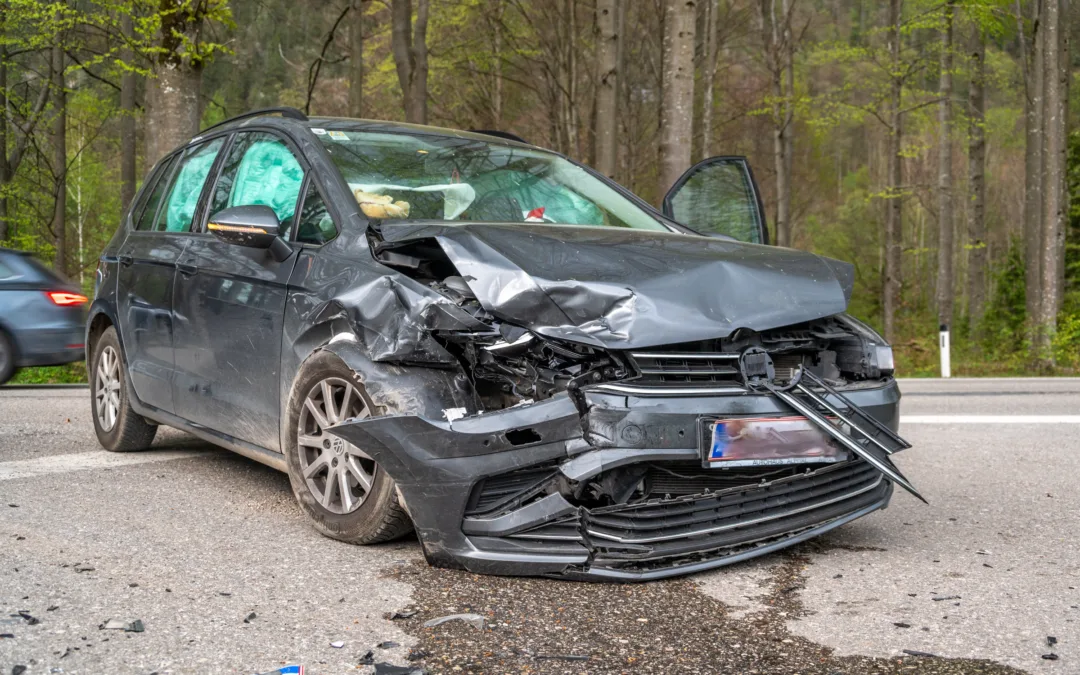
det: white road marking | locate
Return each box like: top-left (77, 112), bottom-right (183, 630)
top-left (901, 415), bottom-right (1080, 424)
top-left (0, 450), bottom-right (214, 481)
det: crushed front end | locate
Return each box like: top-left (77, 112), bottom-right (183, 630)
top-left (328, 313), bottom-right (918, 581)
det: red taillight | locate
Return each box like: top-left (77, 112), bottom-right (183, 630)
top-left (45, 291), bottom-right (88, 306)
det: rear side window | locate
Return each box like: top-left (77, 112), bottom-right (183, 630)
top-left (0, 259), bottom-right (15, 281)
top-left (154, 137), bottom-right (226, 233)
top-left (135, 156), bottom-right (177, 231)
top-left (208, 132), bottom-right (305, 236)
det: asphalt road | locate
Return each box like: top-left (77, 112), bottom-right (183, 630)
top-left (1, 379), bottom-right (1077, 674)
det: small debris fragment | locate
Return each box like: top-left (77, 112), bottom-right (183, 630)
top-left (903, 649), bottom-right (939, 658)
top-left (0, 633), bottom-right (14, 639)
top-left (330, 640), bottom-right (345, 648)
top-left (73, 565), bottom-right (95, 573)
top-left (422, 613), bottom-right (486, 631)
top-left (932, 595), bottom-right (961, 601)
top-left (893, 622), bottom-right (911, 628)
top-left (8, 503), bottom-right (18, 508)
top-left (358, 650), bottom-right (375, 665)
top-left (12, 666), bottom-right (27, 675)
top-left (244, 612), bottom-right (257, 624)
top-left (1048, 636), bottom-right (1058, 646)
top-left (373, 665), bottom-right (424, 675)
top-left (376, 640), bottom-right (400, 649)
top-left (256, 666), bottom-right (304, 675)
top-left (16, 611), bottom-right (39, 625)
top-left (534, 654), bottom-right (590, 661)
top-left (128, 583), bottom-right (139, 588)
top-left (975, 549), bottom-right (990, 555)
top-left (99, 619), bottom-right (144, 632)
top-left (983, 563), bottom-right (993, 568)
top-left (406, 648), bottom-right (429, 661)
top-left (1042, 653), bottom-right (1059, 661)
top-left (389, 608), bottom-right (419, 620)
top-left (46, 605), bottom-right (59, 612)
top-left (832, 574), bottom-right (843, 579)
top-left (219, 592), bottom-right (232, 597)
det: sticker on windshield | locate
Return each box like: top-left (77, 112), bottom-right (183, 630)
top-left (311, 128), bottom-right (327, 135)
top-left (328, 130), bottom-right (349, 140)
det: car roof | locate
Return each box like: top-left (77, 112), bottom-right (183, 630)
top-left (193, 112), bottom-right (537, 152)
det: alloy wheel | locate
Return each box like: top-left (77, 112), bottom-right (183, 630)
top-left (297, 377), bottom-right (375, 515)
top-left (95, 346), bottom-right (121, 432)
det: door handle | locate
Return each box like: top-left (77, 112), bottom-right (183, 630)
top-left (176, 262), bottom-right (198, 276)
top-left (118, 254), bottom-right (133, 267)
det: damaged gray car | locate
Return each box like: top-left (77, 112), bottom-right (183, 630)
top-left (87, 107), bottom-right (920, 581)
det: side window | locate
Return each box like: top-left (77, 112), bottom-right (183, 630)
top-left (209, 132), bottom-right (305, 237)
top-left (135, 156), bottom-right (177, 231)
top-left (662, 157), bottom-right (766, 244)
top-left (155, 138), bottom-right (225, 233)
top-left (295, 182), bottom-right (337, 245)
top-left (0, 260), bottom-right (15, 281)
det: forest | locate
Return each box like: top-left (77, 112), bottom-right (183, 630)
top-left (0, 0), bottom-right (1076, 382)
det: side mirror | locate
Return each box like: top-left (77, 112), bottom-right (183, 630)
top-left (207, 205), bottom-right (293, 262)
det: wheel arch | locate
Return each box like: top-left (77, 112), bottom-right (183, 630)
top-left (86, 302), bottom-right (120, 364)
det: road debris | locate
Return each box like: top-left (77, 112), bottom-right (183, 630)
top-left (372, 664), bottom-right (425, 675)
top-left (1042, 653), bottom-right (1060, 661)
top-left (376, 640), bottom-right (400, 649)
top-left (422, 613), bottom-right (486, 631)
top-left (14, 611), bottom-right (39, 625)
top-left (932, 595), bottom-right (961, 601)
top-left (329, 640), bottom-right (345, 648)
top-left (1047, 636), bottom-right (1058, 646)
top-left (99, 618), bottom-right (144, 632)
top-left (406, 648), bottom-right (429, 661)
top-left (389, 608), bottom-right (419, 620)
top-left (903, 650), bottom-right (940, 658)
top-left (244, 612), bottom-right (257, 624)
top-left (358, 650), bottom-right (375, 665)
top-left (256, 666), bottom-right (304, 675)
top-left (893, 622), bottom-right (911, 628)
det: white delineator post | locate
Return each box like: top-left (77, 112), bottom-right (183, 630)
top-left (939, 324), bottom-right (951, 378)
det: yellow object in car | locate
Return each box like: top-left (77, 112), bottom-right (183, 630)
top-left (353, 189), bottom-right (410, 219)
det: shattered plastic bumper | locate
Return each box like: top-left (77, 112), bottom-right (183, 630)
top-left (328, 379), bottom-right (903, 581)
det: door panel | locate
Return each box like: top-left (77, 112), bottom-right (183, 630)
top-left (171, 131), bottom-right (305, 451)
top-left (116, 138), bottom-right (226, 413)
top-left (662, 156), bottom-right (769, 245)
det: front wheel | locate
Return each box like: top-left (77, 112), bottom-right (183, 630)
top-left (284, 351), bottom-right (412, 544)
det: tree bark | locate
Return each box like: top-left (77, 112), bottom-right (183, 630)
top-left (882, 0), bottom-right (903, 342)
top-left (966, 25), bottom-right (987, 329)
top-left (657, 0), bottom-right (697, 199)
top-left (1036, 0), bottom-right (1066, 364)
top-left (145, 63), bottom-right (201, 165)
top-left (594, 0), bottom-right (619, 178)
top-left (349, 0), bottom-right (365, 118)
top-left (0, 44), bottom-right (8, 243)
top-left (935, 0), bottom-right (954, 329)
top-left (700, 0), bottom-right (719, 157)
top-left (120, 13), bottom-right (136, 215)
top-left (1021, 0), bottom-right (1044, 346)
top-left (391, 0), bottom-right (429, 124)
top-left (51, 44), bottom-right (66, 276)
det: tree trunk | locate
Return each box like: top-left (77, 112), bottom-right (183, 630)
top-left (966, 25), bottom-right (987, 329)
top-left (0, 46), bottom-right (8, 243)
top-left (882, 0), bottom-right (903, 342)
top-left (1021, 0), bottom-right (1044, 346)
top-left (594, 0), bottom-right (619, 178)
top-left (700, 0), bottom-right (719, 157)
top-left (348, 0), bottom-right (364, 118)
top-left (657, 0), bottom-right (697, 199)
top-left (780, 0), bottom-right (794, 245)
top-left (51, 45), bottom-right (66, 276)
top-left (1036, 0), bottom-right (1066, 365)
top-left (391, 0), bottom-right (429, 124)
top-left (935, 0), bottom-right (954, 330)
top-left (145, 63), bottom-right (201, 166)
top-left (120, 13), bottom-right (136, 215)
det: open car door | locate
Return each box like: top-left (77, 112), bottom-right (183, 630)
top-left (662, 156), bottom-right (769, 245)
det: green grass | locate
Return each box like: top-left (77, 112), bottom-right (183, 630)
top-left (9, 362), bottom-right (88, 384)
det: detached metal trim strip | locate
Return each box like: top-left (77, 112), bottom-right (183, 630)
top-left (628, 352), bottom-right (740, 360)
top-left (586, 475), bottom-right (884, 544)
top-left (591, 383), bottom-right (747, 396)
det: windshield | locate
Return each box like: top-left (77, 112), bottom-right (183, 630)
top-left (315, 128), bottom-right (668, 231)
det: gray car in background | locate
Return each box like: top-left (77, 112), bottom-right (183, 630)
top-left (0, 248), bottom-right (87, 384)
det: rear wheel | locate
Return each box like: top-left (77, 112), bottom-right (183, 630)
top-left (0, 331), bottom-right (14, 385)
top-left (90, 326), bottom-right (157, 452)
top-left (284, 351), bottom-right (412, 544)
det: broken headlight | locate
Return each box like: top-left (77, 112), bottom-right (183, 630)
top-left (835, 314), bottom-right (895, 378)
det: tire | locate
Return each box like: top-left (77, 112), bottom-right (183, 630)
top-left (284, 350), bottom-right (413, 545)
top-left (90, 326), bottom-right (157, 452)
top-left (0, 330), bottom-right (14, 385)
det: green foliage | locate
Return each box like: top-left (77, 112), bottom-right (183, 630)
top-left (10, 363), bottom-right (87, 385)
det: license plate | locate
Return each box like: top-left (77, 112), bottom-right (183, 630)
top-left (701, 416), bottom-right (847, 468)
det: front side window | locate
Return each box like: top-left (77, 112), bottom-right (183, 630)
top-left (209, 132), bottom-right (306, 236)
top-left (156, 138), bottom-right (225, 233)
top-left (135, 155), bottom-right (178, 231)
top-left (316, 129), bottom-right (667, 231)
top-left (295, 183), bottom-right (337, 245)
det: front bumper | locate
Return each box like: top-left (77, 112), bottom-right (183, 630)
top-left (329, 379), bottom-right (903, 581)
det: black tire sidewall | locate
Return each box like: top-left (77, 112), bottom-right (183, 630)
top-left (89, 326), bottom-right (149, 450)
top-left (0, 330), bottom-right (14, 385)
top-left (283, 351), bottom-right (401, 543)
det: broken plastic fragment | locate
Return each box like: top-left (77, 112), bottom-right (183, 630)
top-left (376, 640), bottom-right (400, 649)
top-left (99, 619), bottom-right (143, 632)
top-left (373, 664), bottom-right (425, 675)
top-left (257, 667), bottom-right (304, 675)
top-left (330, 640), bottom-right (345, 648)
top-left (358, 650), bottom-right (375, 665)
top-left (389, 608), bottom-right (419, 620)
top-left (422, 613), bottom-right (486, 631)
top-left (244, 612), bottom-right (257, 624)
top-left (442, 408), bottom-right (467, 422)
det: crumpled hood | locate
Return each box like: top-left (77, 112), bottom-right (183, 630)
top-left (381, 222), bottom-right (855, 349)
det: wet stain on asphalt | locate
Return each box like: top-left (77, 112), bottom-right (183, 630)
top-left (382, 549), bottom-right (1026, 674)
